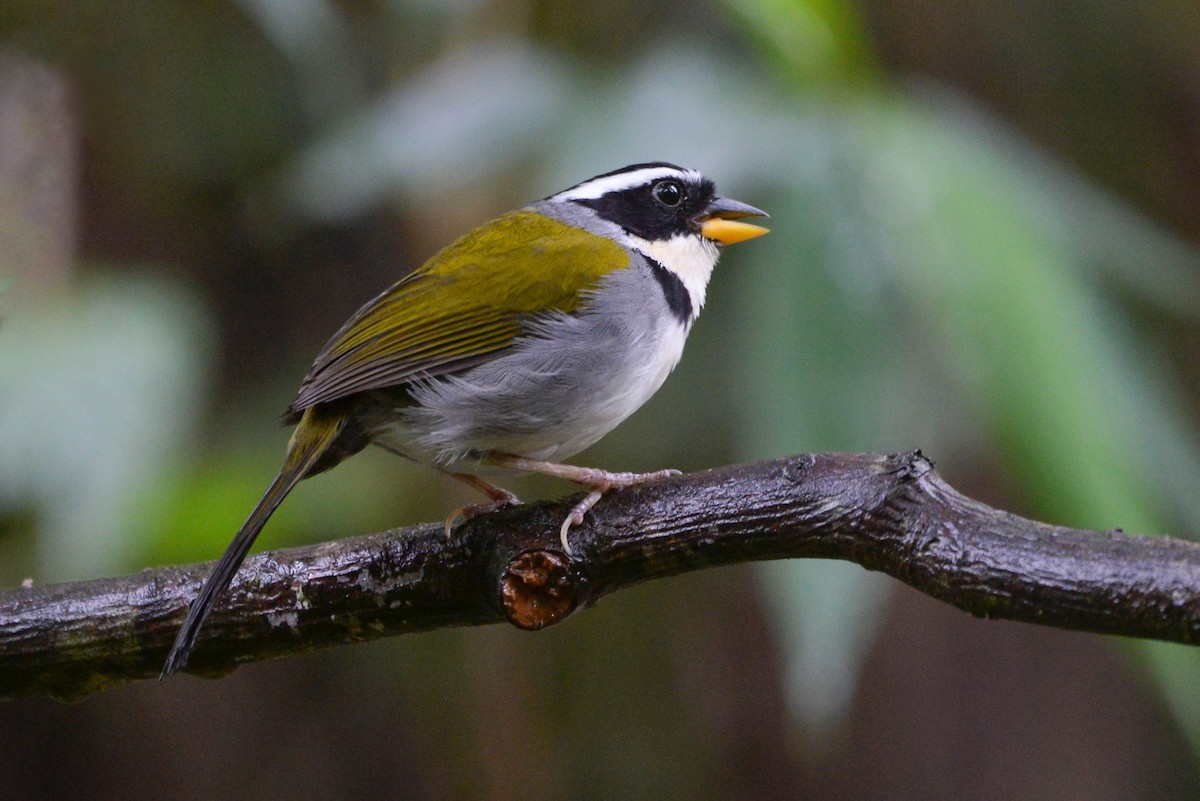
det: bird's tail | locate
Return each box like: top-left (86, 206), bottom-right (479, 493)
top-left (161, 408), bottom-right (347, 677)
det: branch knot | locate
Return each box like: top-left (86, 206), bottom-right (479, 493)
top-left (499, 549), bottom-right (579, 630)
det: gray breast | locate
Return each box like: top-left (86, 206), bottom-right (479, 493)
top-left (386, 251), bottom-right (689, 465)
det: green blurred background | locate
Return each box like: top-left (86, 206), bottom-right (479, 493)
top-left (3, 0), bottom-right (1200, 798)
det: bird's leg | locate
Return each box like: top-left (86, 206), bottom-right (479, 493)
top-left (482, 453), bottom-right (681, 555)
top-left (443, 472), bottom-right (522, 536)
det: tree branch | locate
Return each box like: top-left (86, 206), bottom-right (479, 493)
top-left (4, 451), bottom-right (1199, 702)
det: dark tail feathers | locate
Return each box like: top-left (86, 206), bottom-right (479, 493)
top-left (161, 409), bottom-right (346, 677)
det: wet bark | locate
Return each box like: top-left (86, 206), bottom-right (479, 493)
top-left (3, 451), bottom-right (1198, 702)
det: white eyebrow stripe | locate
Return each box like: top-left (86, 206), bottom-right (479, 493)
top-left (554, 167), bottom-right (702, 201)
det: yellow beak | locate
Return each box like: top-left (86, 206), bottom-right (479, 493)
top-left (700, 218), bottom-right (770, 245)
top-left (698, 196), bottom-right (770, 245)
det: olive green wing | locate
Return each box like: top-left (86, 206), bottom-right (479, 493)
top-left (288, 210), bottom-right (628, 413)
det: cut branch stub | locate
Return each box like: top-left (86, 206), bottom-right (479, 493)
top-left (498, 549), bottom-right (579, 629)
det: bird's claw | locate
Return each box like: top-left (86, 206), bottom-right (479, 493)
top-left (444, 493), bottom-right (522, 537)
top-left (559, 489), bottom-right (605, 556)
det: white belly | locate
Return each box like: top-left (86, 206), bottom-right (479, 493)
top-left (523, 319), bottom-right (688, 460)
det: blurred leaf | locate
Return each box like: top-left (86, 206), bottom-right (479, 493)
top-left (132, 447), bottom-right (287, 567)
top-left (134, 439), bottom-right (448, 567)
top-left (1141, 641), bottom-right (1200, 757)
top-left (232, 0), bottom-right (367, 123)
top-left (759, 560), bottom-right (890, 739)
top-left (719, 0), bottom-right (878, 87)
top-left (847, 93), bottom-right (1200, 534)
top-left (0, 271), bottom-right (214, 582)
top-left (277, 38), bottom-right (575, 223)
top-left (1003, 133), bottom-right (1200, 322)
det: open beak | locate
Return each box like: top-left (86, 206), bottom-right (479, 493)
top-left (699, 196), bottom-right (770, 246)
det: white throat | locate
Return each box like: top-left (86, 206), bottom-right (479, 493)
top-left (627, 232), bottom-right (720, 316)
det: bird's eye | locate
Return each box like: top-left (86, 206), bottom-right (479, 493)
top-left (652, 180), bottom-right (684, 207)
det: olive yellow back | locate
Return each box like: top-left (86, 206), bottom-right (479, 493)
top-left (289, 210), bottom-right (629, 413)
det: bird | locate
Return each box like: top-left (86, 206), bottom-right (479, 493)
top-left (161, 162), bottom-right (768, 676)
